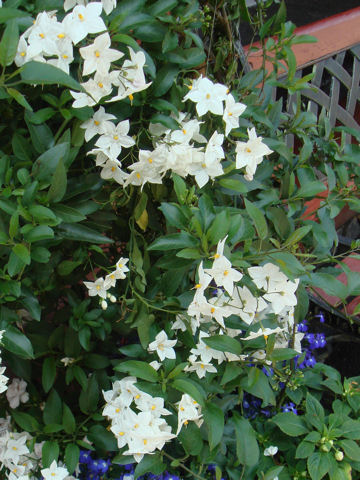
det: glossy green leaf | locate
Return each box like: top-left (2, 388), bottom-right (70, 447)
top-left (203, 402), bottom-right (224, 450)
top-left (42, 441), bottom-right (59, 468)
top-left (114, 360), bottom-right (159, 382)
top-left (2, 325), bottom-right (34, 359)
top-left (21, 61), bottom-right (83, 91)
top-left (233, 414), bottom-right (259, 466)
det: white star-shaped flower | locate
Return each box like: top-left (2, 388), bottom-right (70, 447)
top-left (235, 127), bottom-right (273, 180)
top-left (148, 330), bottom-right (177, 362)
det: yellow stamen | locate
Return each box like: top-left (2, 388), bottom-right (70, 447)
top-left (136, 172), bottom-right (141, 179)
top-left (39, 33), bottom-right (45, 38)
top-left (214, 253), bottom-right (220, 259)
top-left (180, 407), bottom-right (184, 411)
top-left (110, 274), bottom-right (115, 279)
top-left (223, 270), bottom-right (229, 276)
top-left (228, 112), bottom-right (233, 116)
top-left (12, 446), bottom-right (17, 450)
top-left (135, 394), bottom-right (140, 399)
top-left (113, 135), bottom-right (119, 140)
top-left (226, 88), bottom-right (230, 94)
top-left (148, 158), bottom-right (153, 164)
top-left (98, 82), bottom-right (104, 88)
top-left (62, 54), bottom-right (68, 59)
top-left (58, 33), bottom-right (65, 38)
top-left (128, 93), bottom-right (134, 101)
top-left (245, 147), bottom-right (251, 153)
top-left (134, 423), bottom-right (139, 428)
top-left (78, 13), bottom-right (84, 20)
top-left (95, 51), bottom-right (100, 57)
top-left (119, 431), bottom-right (124, 436)
top-left (206, 93), bottom-right (211, 99)
top-left (182, 129), bottom-right (187, 134)
top-left (111, 167), bottom-right (116, 172)
top-left (200, 364), bottom-right (205, 369)
top-left (143, 439), bottom-right (148, 445)
top-left (210, 307), bottom-right (215, 314)
top-left (115, 408), bottom-right (120, 413)
top-left (94, 120), bottom-right (100, 125)
top-left (96, 285), bottom-right (101, 290)
top-left (20, 51), bottom-right (26, 57)
top-left (187, 85), bottom-right (192, 90)
top-left (118, 263), bottom-right (123, 268)
top-left (184, 420), bottom-right (188, 425)
top-left (195, 283), bottom-right (201, 289)
top-left (151, 405), bottom-right (156, 410)
top-left (201, 163), bottom-right (206, 168)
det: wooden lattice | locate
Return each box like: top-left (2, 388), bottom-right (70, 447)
top-left (283, 44), bottom-right (360, 147)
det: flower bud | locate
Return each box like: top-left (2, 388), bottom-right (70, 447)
top-left (109, 295), bottom-right (117, 303)
top-left (320, 437), bottom-right (327, 444)
top-left (320, 444), bottom-right (330, 453)
top-left (335, 451), bottom-right (344, 461)
top-left (101, 300), bottom-right (108, 310)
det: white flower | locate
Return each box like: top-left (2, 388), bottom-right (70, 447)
top-left (100, 159), bottom-right (129, 186)
top-left (14, 36), bottom-right (29, 67)
top-left (149, 361), bottom-right (161, 371)
top-left (6, 378), bottom-right (29, 409)
top-left (95, 120), bottom-right (135, 159)
top-left (61, 357), bottom-right (75, 367)
top-left (64, 0), bottom-right (117, 15)
top-left (263, 279), bottom-right (299, 314)
top-left (235, 127), bottom-right (273, 180)
top-left (83, 277), bottom-right (109, 299)
top-left (184, 356), bottom-right (217, 379)
top-left (264, 445), bottom-right (278, 456)
top-left (204, 255), bottom-right (243, 296)
top-left (248, 263), bottom-right (288, 291)
top-left (81, 106), bottom-right (116, 142)
top-left (176, 393), bottom-right (203, 434)
top-left (80, 33), bottom-right (123, 76)
top-left (242, 327), bottom-right (284, 341)
top-left (148, 330), bottom-right (177, 362)
top-left (223, 93), bottom-right (246, 136)
top-left (63, 3), bottom-right (106, 45)
top-left (115, 257), bottom-right (129, 279)
top-left (183, 76), bottom-right (228, 116)
top-left (41, 460), bottom-right (69, 480)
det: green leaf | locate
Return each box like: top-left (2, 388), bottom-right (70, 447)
top-left (166, 47), bottom-right (206, 68)
top-left (51, 204), bottom-right (86, 223)
top-left (284, 226), bottom-right (312, 247)
top-left (21, 61), bottom-right (83, 91)
top-left (207, 210), bottom-right (231, 245)
top-left (88, 424), bottom-right (117, 451)
top-left (0, 19), bottom-right (19, 66)
top-left (57, 223), bottom-right (113, 244)
top-left (305, 393), bottom-right (325, 431)
top-left (48, 158), bottom-right (67, 203)
top-left (43, 389), bottom-right (62, 425)
top-left (338, 439), bottom-right (360, 461)
top-left (294, 181), bottom-right (327, 199)
top-left (62, 403), bottom-right (76, 434)
top-left (159, 203), bottom-right (188, 229)
top-left (203, 335), bottom-right (242, 355)
top-left (31, 246), bottom-right (51, 263)
top-left (3, 325), bottom-right (34, 359)
top-left (309, 273), bottom-right (348, 300)
top-left (150, 113), bottom-right (179, 130)
top-left (172, 378), bottom-right (205, 407)
top-left (219, 177), bottom-right (248, 193)
top-left (240, 369), bottom-right (276, 406)
top-left (244, 199), bottom-right (268, 240)
top-left (42, 441), bottom-right (59, 468)
top-left (24, 225), bottom-right (54, 243)
top-left (114, 360), bottom-right (159, 382)
top-left (178, 421), bottom-right (203, 455)
top-left (270, 348), bottom-right (298, 361)
top-left (28, 205), bottom-right (58, 225)
top-left (7, 88), bottom-right (33, 111)
top-left (12, 244), bottom-right (30, 265)
top-left (32, 142), bottom-right (69, 182)
top-left (295, 440), bottom-right (315, 459)
top-left (272, 412), bottom-right (309, 436)
top-left (29, 107), bottom-right (56, 124)
top-left (57, 260), bottom-right (82, 276)
top-left (233, 414), bottom-right (259, 466)
top-left (78, 326), bottom-right (91, 351)
top-left (203, 402), bottom-right (224, 450)
top-left (42, 357), bottom-right (56, 393)
top-left (79, 374), bottom-right (99, 414)
top-left (150, 0), bottom-right (177, 16)
top-left (307, 452), bottom-right (331, 480)
top-left (148, 232), bottom-right (198, 251)
top-left (134, 453), bottom-right (166, 480)
top-left (11, 410), bottom-right (39, 433)
top-left (172, 174), bottom-right (187, 204)
top-left (65, 443), bottom-right (80, 474)
top-left (7, 251), bottom-right (25, 277)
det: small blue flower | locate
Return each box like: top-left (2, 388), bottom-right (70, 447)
top-left (282, 402), bottom-right (298, 415)
top-left (79, 450), bottom-right (92, 464)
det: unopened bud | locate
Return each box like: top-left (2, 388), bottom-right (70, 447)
top-left (110, 295), bottom-right (117, 303)
top-left (101, 300), bottom-right (108, 310)
top-left (320, 444), bottom-right (330, 453)
top-left (320, 437), bottom-right (327, 444)
top-left (335, 451), bottom-right (344, 461)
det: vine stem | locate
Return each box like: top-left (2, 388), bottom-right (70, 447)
top-left (162, 451), bottom-right (207, 480)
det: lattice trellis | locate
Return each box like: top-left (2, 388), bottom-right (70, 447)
top-left (279, 44), bottom-right (360, 147)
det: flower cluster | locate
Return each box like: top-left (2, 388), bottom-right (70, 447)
top-left (6, 379), bottom-right (28, 409)
top-left (83, 256), bottom-right (129, 309)
top-left (179, 238), bottom-right (301, 377)
top-left (103, 377), bottom-right (175, 463)
top-left (296, 319), bottom-right (327, 369)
